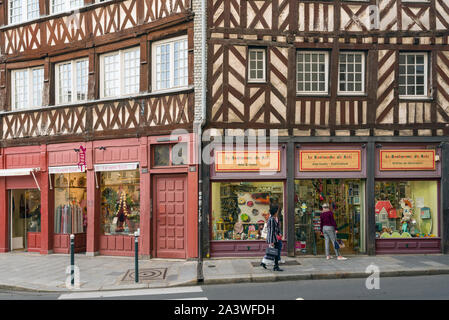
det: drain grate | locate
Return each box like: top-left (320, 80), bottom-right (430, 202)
top-left (121, 268), bottom-right (167, 282)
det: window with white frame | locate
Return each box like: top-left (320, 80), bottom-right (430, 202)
top-left (100, 47), bottom-right (140, 98)
top-left (248, 48), bottom-right (266, 82)
top-left (152, 36), bottom-right (188, 91)
top-left (51, 0), bottom-right (83, 14)
top-left (11, 67), bottom-right (44, 110)
top-left (55, 58), bottom-right (88, 104)
top-left (399, 52), bottom-right (428, 97)
top-left (8, 0), bottom-right (39, 24)
top-left (338, 52), bottom-right (365, 94)
top-left (296, 51), bottom-right (329, 94)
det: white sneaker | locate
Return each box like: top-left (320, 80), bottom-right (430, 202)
top-left (279, 259), bottom-right (286, 264)
top-left (326, 256), bottom-right (333, 260)
top-left (337, 256), bottom-right (347, 261)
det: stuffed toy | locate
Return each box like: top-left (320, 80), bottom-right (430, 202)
top-left (400, 199), bottom-right (415, 234)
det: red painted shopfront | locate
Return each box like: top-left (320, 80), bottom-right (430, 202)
top-left (0, 134), bottom-right (199, 259)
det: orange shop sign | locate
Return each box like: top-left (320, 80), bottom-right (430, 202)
top-left (299, 150), bottom-right (361, 172)
top-left (380, 150), bottom-right (435, 171)
top-left (215, 151), bottom-right (281, 172)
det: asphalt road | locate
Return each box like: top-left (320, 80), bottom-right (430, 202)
top-left (1, 274), bottom-right (448, 300)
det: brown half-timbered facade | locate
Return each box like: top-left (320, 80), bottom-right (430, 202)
top-left (203, 0), bottom-right (449, 259)
top-left (0, 0), bottom-right (202, 259)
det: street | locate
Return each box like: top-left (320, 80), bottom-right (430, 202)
top-left (1, 274), bottom-right (448, 300)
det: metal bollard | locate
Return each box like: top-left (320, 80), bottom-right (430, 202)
top-left (70, 234), bottom-right (75, 286)
top-left (134, 230), bottom-right (139, 283)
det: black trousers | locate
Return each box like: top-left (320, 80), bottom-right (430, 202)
top-left (273, 242), bottom-right (282, 267)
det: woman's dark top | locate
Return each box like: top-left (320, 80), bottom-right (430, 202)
top-left (320, 209), bottom-right (337, 233)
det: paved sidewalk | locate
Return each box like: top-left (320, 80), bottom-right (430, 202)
top-left (1, 252), bottom-right (449, 292)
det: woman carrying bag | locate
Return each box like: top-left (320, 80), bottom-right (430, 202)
top-left (260, 204), bottom-right (283, 272)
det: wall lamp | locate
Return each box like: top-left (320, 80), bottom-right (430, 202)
top-left (376, 144), bottom-right (383, 148)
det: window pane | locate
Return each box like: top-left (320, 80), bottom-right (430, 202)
top-left (103, 54), bottom-right (120, 97)
top-left (211, 182), bottom-right (284, 241)
top-left (32, 68), bottom-right (44, 107)
top-left (76, 60), bottom-right (88, 101)
top-left (172, 143), bottom-right (187, 165)
top-left (153, 145), bottom-right (170, 166)
top-left (100, 170), bottom-right (140, 236)
top-left (52, 0), bottom-right (65, 13)
top-left (124, 48), bottom-right (140, 95)
top-left (156, 43), bottom-right (170, 90)
top-left (174, 39), bottom-right (188, 87)
top-left (338, 53), bottom-right (364, 93)
top-left (58, 63), bottom-right (72, 103)
top-left (9, 0), bottom-right (23, 24)
top-left (14, 70), bottom-right (28, 110)
top-left (375, 181), bottom-right (438, 238)
top-left (248, 49), bottom-right (265, 81)
top-left (27, 0), bottom-right (40, 20)
top-left (297, 52), bottom-right (327, 93)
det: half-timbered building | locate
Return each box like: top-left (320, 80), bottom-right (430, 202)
top-left (203, 0), bottom-right (449, 257)
top-left (0, 0), bottom-right (203, 259)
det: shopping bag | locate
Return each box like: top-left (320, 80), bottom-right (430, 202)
top-left (261, 256), bottom-right (275, 265)
top-left (334, 240), bottom-right (340, 250)
top-left (265, 246), bottom-right (279, 258)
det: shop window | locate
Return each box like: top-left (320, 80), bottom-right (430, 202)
top-left (153, 143), bottom-right (187, 167)
top-left (211, 182), bottom-right (284, 241)
top-left (294, 179), bottom-right (365, 255)
top-left (54, 173), bottom-right (87, 234)
top-left (100, 170), bottom-right (140, 236)
top-left (375, 181), bottom-right (438, 239)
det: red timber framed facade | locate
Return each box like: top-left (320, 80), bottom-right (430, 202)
top-left (0, 0), bottom-right (200, 259)
top-left (201, 0), bottom-right (449, 258)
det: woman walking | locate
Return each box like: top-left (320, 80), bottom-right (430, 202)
top-left (320, 203), bottom-right (347, 261)
top-left (260, 204), bottom-right (283, 271)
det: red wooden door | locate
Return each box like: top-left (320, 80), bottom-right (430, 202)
top-left (154, 175), bottom-right (187, 259)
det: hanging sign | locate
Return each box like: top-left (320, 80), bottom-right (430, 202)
top-left (215, 151), bottom-right (281, 172)
top-left (77, 146), bottom-right (87, 172)
top-left (299, 150), bottom-right (361, 171)
top-left (380, 150), bottom-right (435, 171)
top-left (94, 162), bottom-right (139, 172)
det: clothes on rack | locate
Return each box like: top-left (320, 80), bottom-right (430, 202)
top-left (55, 204), bottom-right (85, 234)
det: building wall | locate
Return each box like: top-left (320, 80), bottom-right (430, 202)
top-left (207, 0), bottom-right (449, 137)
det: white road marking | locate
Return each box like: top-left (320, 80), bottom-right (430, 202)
top-left (58, 286), bottom-right (203, 300)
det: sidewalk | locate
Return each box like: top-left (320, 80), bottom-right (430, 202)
top-left (1, 252), bottom-right (449, 292)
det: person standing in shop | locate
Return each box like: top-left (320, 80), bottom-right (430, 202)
top-left (260, 204), bottom-right (283, 271)
top-left (320, 203), bottom-right (347, 261)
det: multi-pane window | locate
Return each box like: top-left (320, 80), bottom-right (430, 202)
top-left (153, 36), bottom-right (188, 91)
top-left (338, 52), bottom-right (365, 94)
top-left (248, 48), bottom-right (266, 82)
top-left (51, 0), bottom-right (83, 14)
top-left (296, 51), bottom-right (329, 94)
top-left (56, 59), bottom-right (88, 104)
top-left (399, 52), bottom-right (428, 97)
top-left (12, 67), bottom-right (44, 110)
top-left (8, 0), bottom-right (40, 24)
top-left (100, 47), bottom-right (140, 98)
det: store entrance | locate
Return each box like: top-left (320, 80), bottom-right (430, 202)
top-left (294, 179), bottom-right (365, 255)
top-left (9, 189), bottom-right (41, 251)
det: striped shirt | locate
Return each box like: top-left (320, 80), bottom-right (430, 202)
top-left (266, 216), bottom-right (281, 244)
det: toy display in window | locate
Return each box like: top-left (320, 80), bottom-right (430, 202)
top-left (115, 191), bottom-right (129, 233)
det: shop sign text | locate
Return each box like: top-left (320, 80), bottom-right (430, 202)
top-left (299, 150), bottom-right (361, 171)
top-left (380, 150), bottom-right (435, 171)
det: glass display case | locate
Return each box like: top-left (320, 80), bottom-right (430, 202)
top-left (54, 172), bottom-right (87, 234)
top-left (211, 181), bottom-right (284, 241)
top-left (100, 170), bottom-right (140, 236)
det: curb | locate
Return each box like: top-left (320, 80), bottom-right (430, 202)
top-left (201, 268), bottom-right (449, 286)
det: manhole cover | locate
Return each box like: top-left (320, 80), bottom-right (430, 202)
top-left (121, 268), bottom-right (167, 281)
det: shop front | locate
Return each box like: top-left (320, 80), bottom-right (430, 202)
top-left (0, 146), bottom-right (43, 253)
top-left (209, 147), bottom-right (287, 257)
top-left (294, 145), bottom-right (367, 256)
top-left (374, 145), bottom-right (441, 254)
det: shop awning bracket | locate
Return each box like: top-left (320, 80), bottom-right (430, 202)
top-left (49, 173), bottom-right (53, 190)
top-left (31, 170), bottom-right (40, 191)
top-left (95, 172), bottom-right (99, 189)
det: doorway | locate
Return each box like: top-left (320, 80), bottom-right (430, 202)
top-left (9, 189), bottom-right (41, 251)
top-left (294, 179), bottom-right (366, 255)
top-left (153, 175), bottom-right (187, 259)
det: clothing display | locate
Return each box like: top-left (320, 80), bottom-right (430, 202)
top-left (55, 204), bottom-right (85, 234)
